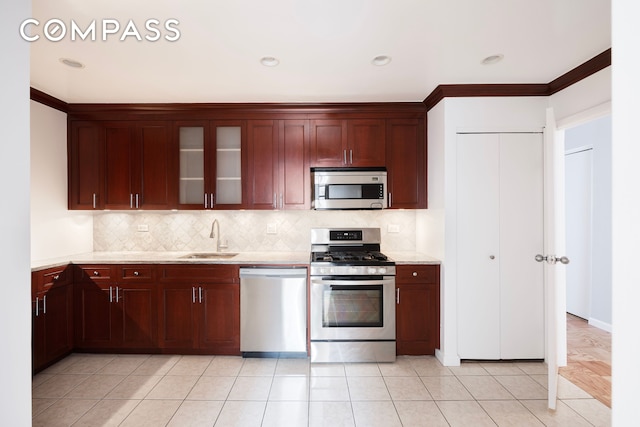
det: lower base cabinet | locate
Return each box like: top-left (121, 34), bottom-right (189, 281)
top-left (158, 265), bottom-right (240, 355)
top-left (396, 265), bottom-right (440, 355)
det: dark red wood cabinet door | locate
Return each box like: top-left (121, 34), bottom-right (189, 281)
top-left (75, 283), bottom-right (115, 349)
top-left (280, 120), bottom-right (310, 209)
top-left (158, 284), bottom-right (197, 349)
top-left (247, 120), bottom-right (279, 209)
top-left (386, 119), bottom-right (427, 209)
top-left (32, 294), bottom-right (46, 370)
top-left (347, 119), bottom-right (385, 167)
top-left (138, 122), bottom-right (176, 209)
top-left (198, 284), bottom-right (240, 354)
top-left (103, 123), bottom-right (135, 209)
top-left (42, 284), bottom-right (74, 363)
top-left (396, 283), bottom-right (439, 355)
top-left (68, 121), bottom-right (104, 209)
top-left (309, 119), bottom-right (347, 167)
top-left (118, 285), bottom-right (156, 348)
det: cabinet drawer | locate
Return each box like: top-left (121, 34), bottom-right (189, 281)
top-left (75, 265), bottom-right (115, 282)
top-left (158, 264), bottom-right (238, 283)
top-left (33, 265), bottom-right (72, 291)
top-left (120, 266), bottom-right (155, 281)
top-left (396, 265), bottom-right (439, 284)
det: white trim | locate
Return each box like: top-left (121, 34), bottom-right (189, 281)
top-left (435, 348), bottom-right (460, 366)
top-left (588, 317), bottom-right (612, 333)
top-left (565, 146), bottom-right (593, 156)
top-left (556, 101), bottom-right (611, 130)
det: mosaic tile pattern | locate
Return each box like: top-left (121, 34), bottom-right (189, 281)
top-left (93, 210), bottom-right (419, 252)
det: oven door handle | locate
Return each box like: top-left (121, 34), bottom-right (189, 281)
top-left (311, 278), bottom-right (395, 286)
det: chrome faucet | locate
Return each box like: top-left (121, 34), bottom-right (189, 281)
top-left (209, 219), bottom-right (227, 252)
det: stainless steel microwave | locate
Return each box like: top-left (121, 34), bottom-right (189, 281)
top-left (312, 168), bottom-right (387, 210)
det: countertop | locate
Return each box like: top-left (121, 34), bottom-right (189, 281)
top-left (31, 251), bottom-right (440, 271)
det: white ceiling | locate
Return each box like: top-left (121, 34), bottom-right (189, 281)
top-left (29, 0), bottom-right (611, 104)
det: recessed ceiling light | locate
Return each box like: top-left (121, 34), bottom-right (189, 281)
top-left (481, 54), bottom-right (504, 65)
top-left (372, 55), bottom-right (392, 66)
top-left (59, 58), bottom-right (85, 69)
top-left (260, 56), bottom-right (279, 67)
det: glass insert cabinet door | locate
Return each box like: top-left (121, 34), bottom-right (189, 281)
top-left (177, 121), bottom-right (245, 209)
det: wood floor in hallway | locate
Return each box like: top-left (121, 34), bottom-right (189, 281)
top-left (560, 313), bottom-right (611, 407)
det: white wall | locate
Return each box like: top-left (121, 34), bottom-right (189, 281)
top-left (30, 101), bottom-right (93, 262)
top-left (564, 116), bottom-right (612, 329)
top-left (611, 1), bottom-right (640, 423)
top-left (0, 0), bottom-right (32, 424)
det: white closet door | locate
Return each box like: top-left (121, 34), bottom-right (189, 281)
top-left (456, 133), bottom-right (501, 359)
top-left (499, 133), bottom-right (545, 359)
top-left (457, 133), bottom-right (544, 360)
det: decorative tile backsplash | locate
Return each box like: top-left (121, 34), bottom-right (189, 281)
top-left (93, 210), bottom-right (421, 252)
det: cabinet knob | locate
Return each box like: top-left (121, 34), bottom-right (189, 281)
top-left (93, 271), bottom-right (100, 276)
top-left (53, 275), bottom-right (60, 281)
top-left (489, 255), bottom-right (495, 260)
top-left (412, 272), bottom-right (418, 277)
top-left (133, 271), bottom-right (139, 276)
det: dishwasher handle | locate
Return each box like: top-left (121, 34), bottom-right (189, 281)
top-left (240, 267), bottom-right (307, 279)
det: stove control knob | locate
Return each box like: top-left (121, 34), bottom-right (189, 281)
top-left (367, 267), bottom-right (377, 275)
top-left (349, 267), bottom-right (358, 275)
top-left (379, 267), bottom-right (387, 275)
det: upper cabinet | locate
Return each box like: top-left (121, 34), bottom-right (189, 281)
top-left (246, 119), bottom-right (310, 210)
top-left (176, 120), bottom-right (246, 210)
top-left (67, 104), bottom-right (426, 211)
top-left (68, 120), bottom-right (177, 210)
top-left (310, 119), bottom-right (385, 167)
top-left (385, 118), bottom-right (427, 209)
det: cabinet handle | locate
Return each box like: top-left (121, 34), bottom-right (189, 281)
top-left (192, 286), bottom-right (196, 304)
top-left (280, 193), bottom-right (283, 209)
top-left (43, 295), bottom-right (47, 314)
top-left (116, 286), bottom-right (120, 303)
top-left (199, 287), bottom-right (203, 303)
top-left (211, 193), bottom-right (215, 208)
top-left (343, 150), bottom-right (347, 165)
top-left (349, 149), bottom-right (353, 164)
top-left (273, 193), bottom-right (277, 209)
top-left (109, 286), bottom-right (113, 303)
top-left (92, 193), bottom-right (97, 209)
top-left (396, 288), bottom-right (400, 304)
top-left (35, 297), bottom-right (39, 317)
top-left (412, 271), bottom-right (418, 277)
top-left (135, 194), bottom-right (140, 209)
top-left (130, 194), bottom-right (134, 209)
top-left (388, 192), bottom-right (392, 208)
top-left (204, 193), bottom-right (208, 209)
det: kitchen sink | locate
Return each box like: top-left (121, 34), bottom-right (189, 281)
top-left (180, 252), bottom-right (239, 259)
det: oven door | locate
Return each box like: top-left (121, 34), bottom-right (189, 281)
top-left (310, 276), bottom-right (395, 341)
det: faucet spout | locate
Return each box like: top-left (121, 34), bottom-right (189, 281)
top-left (209, 219), bottom-right (223, 252)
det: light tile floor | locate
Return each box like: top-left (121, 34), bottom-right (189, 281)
top-left (32, 354), bottom-right (611, 426)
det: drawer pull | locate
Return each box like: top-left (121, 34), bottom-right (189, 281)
top-left (133, 271), bottom-right (140, 276)
top-left (53, 274), bottom-right (60, 281)
top-left (93, 271), bottom-right (100, 276)
top-left (412, 272), bottom-right (418, 277)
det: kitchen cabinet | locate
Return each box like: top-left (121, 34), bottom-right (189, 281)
top-left (74, 265), bottom-right (157, 351)
top-left (310, 119), bottom-right (385, 167)
top-left (158, 264), bottom-right (240, 354)
top-left (103, 121), bottom-right (176, 209)
top-left (32, 265), bottom-right (74, 372)
top-left (68, 120), bottom-right (177, 210)
top-left (68, 121), bottom-right (104, 209)
top-left (395, 265), bottom-right (440, 355)
top-left (176, 120), bottom-right (246, 209)
top-left (246, 119), bottom-right (310, 209)
top-left (386, 118), bottom-right (427, 209)
top-left (456, 133), bottom-right (544, 359)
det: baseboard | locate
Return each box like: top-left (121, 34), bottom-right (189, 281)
top-left (435, 348), bottom-right (461, 367)
top-left (588, 317), bottom-right (612, 332)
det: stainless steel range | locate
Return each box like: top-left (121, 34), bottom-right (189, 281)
top-left (310, 228), bottom-right (396, 363)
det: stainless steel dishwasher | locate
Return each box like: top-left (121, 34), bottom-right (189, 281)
top-left (239, 267), bottom-right (308, 357)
